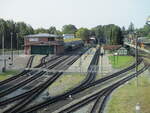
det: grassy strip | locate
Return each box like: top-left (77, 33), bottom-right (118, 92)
top-left (64, 38), bottom-right (81, 42)
top-left (0, 70), bottom-right (19, 80)
top-left (48, 74), bottom-right (85, 96)
top-left (109, 56), bottom-right (134, 69)
top-left (32, 55), bottom-right (44, 67)
top-left (106, 70), bottom-right (150, 113)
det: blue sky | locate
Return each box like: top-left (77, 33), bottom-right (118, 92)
top-left (0, 0), bottom-right (150, 29)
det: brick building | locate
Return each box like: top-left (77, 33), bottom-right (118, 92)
top-left (24, 33), bottom-right (64, 55)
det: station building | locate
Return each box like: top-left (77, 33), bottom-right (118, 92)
top-left (24, 33), bottom-right (64, 55)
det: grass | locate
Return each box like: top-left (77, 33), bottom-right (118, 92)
top-left (48, 74), bottom-right (85, 96)
top-left (109, 55), bottom-right (134, 69)
top-left (32, 55), bottom-right (44, 67)
top-left (106, 70), bottom-right (150, 113)
top-left (64, 38), bottom-right (81, 42)
top-left (0, 70), bottom-right (19, 80)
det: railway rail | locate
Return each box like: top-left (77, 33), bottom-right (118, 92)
top-left (0, 48), bottom-right (89, 107)
top-left (16, 58), bottom-right (143, 113)
top-left (26, 56), bottom-right (34, 68)
top-left (0, 55), bottom-right (70, 98)
top-left (3, 50), bottom-right (86, 113)
top-left (60, 64), bottom-right (149, 113)
top-left (96, 63), bottom-right (150, 113)
top-left (0, 55), bottom-right (47, 87)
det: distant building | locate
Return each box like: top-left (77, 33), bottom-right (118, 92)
top-left (89, 37), bottom-right (96, 45)
top-left (63, 34), bottom-right (75, 39)
top-left (24, 33), bottom-right (64, 55)
top-left (117, 47), bottom-right (128, 55)
top-left (103, 45), bottom-right (122, 51)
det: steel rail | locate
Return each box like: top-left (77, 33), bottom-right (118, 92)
top-left (60, 65), bottom-right (149, 113)
top-left (0, 56), bottom-right (70, 98)
top-left (4, 54), bottom-right (82, 113)
top-left (17, 58), bottom-right (143, 113)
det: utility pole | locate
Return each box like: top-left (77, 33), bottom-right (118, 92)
top-left (79, 56), bottom-right (82, 75)
top-left (101, 53), bottom-right (103, 78)
top-left (17, 33), bottom-right (19, 55)
top-left (2, 34), bottom-right (6, 72)
top-left (135, 33), bottom-right (138, 88)
top-left (11, 32), bottom-right (13, 64)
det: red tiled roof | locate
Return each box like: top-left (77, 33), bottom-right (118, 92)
top-left (103, 45), bottom-right (122, 50)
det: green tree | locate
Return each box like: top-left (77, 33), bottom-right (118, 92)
top-left (91, 25), bottom-right (104, 43)
top-left (128, 22), bottom-right (134, 33)
top-left (0, 18), bottom-right (7, 49)
top-left (16, 22), bottom-right (34, 49)
top-left (34, 28), bottom-right (49, 34)
top-left (62, 24), bottom-right (77, 34)
top-left (76, 28), bottom-right (90, 41)
top-left (48, 26), bottom-right (57, 34)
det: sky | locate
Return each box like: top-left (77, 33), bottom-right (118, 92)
top-left (0, 0), bottom-right (150, 30)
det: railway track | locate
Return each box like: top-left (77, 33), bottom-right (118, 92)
top-left (0, 55), bottom-right (47, 87)
top-left (16, 58), bottom-right (143, 113)
top-left (0, 48), bottom-right (89, 112)
top-left (3, 51), bottom-right (85, 113)
top-left (60, 64), bottom-right (149, 113)
top-left (0, 55), bottom-right (69, 90)
top-left (26, 56), bottom-right (34, 68)
top-left (0, 48), bottom-right (89, 107)
top-left (96, 63), bottom-right (150, 113)
top-left (0, 55), bottom-right (70, 98)
top-left (0, 54), bottom-right (61, 88)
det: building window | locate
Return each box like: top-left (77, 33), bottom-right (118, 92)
top-left (29, 38), bottom-right (39, 42)
top-left (48, 37), bottom-right (54, 41)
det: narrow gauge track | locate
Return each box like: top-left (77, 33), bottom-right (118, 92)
top-left (0, 54), bottom-right (60, 87)
top-left (0, 55), bottom-right (36, 91)
top-left (0, 55), bottom-right (74, 107)
top-left (16, 58), bottom-right (143, 113)
top-left (0, 55), bottom-right (70, 98)
top-left (0, 48), bottom-right (89, 106)
top-left (96, 63), bottom-right (150, 113)
top-left (2, 47), bottom-right (100, 113)
top-left (26, 56), bottom-right (34, 68)
top-left (60, 64), bottom-right (149, 113)
top-left (3, 52), bottom-right (84, 113)
top-left (0, 55), bottom-right (47, 87)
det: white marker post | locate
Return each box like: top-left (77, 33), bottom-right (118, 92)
top-left (69, 95), bottom-right (72, 100)
top-left (135, 103), bottom-right (140, 113)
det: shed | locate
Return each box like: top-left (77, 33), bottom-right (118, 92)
top-left (24, 33), bottom-right (64, 55)
top-left (117, 47), bottom-right (128, 55)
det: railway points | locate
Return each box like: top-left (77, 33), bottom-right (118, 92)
top-left (0, 44), bottom-right (149, 113)
top-left (16, 49), bottom-right (142, 113)
top-left (0, 29), bottom-right (149, 113)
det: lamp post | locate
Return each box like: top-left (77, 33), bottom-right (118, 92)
top-left (114, 52), bottom-right (118, 64)
top-left (16, 33), bottom-right (19, 55)
top-left (10, 32), bottom-right (13, 64)
top-left (146, 16), bottom-right (150, 25)
top-left (79, 56), bottom-right (82, 75)
top-left (146, 16), bottom-right (150, 71)
top-left (135, 32), bottom-right (139, 88)
top-left (2, 34), bottom-right (6, 72)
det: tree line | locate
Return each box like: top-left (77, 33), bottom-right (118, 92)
top-left (122, 22), bottom-right (150, 39)
top-left (0, 18), bottom-right (34, 50)
top-left (2, 18), bottom-right (149, 50)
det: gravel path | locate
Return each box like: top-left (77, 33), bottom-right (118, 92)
top-left (0, 55), bottom-right (30, 72)
top-left (47, 48), bottom-right (96, 97)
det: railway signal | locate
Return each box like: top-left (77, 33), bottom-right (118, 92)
top-left (10, 32), bottom-right (14, 65)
